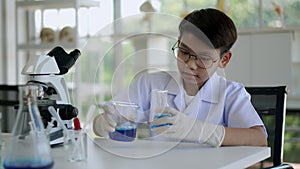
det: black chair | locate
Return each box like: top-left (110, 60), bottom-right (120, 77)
top-left (245, 86), bottom-right (293, 169)
top-left (0, 85), bottom-right (19, 132)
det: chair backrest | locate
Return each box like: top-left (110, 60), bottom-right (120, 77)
top-left (0, 85), bottom-right (19, 132)
top-left (245, 86), bottom-right (287, 167)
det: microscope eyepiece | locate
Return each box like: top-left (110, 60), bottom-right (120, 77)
top-left (69, 49), bottom-right (81, 60)
top-left (47, 46), bottom-right (81, 75)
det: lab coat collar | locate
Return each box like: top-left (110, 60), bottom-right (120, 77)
top-left (165, 72), bottom-right (182, 95)
top-left (200, 73), bottom-right (220, 104)
top-left (165, 72), bottom-right (185, 111)
top-left (165, 72), bottom-right (221, 108)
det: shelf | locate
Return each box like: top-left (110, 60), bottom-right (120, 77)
top-left (17, 40), bottom-right (86, 51)
top-left (19, 42), bottom-right (74, 50)
top-left (16, 0), bottom-right (98, 52)
top-left (236, 27), bottom-right (300, 37)
top-left (16, 0), bottom-right (100, 10)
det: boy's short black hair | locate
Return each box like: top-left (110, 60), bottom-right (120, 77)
top-left (179, 8), bottom-right (237, 55)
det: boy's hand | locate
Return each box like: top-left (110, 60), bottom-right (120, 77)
top-left (151, 107), bottom-right (225, 147)
top-left (93, 104), bottom-right (117, 138)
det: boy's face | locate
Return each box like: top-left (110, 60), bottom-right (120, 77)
top-left (176, 32), bottom-right (231, 88)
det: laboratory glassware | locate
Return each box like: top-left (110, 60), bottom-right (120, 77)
top-left (108, 101), bottom-right (139, 142)
top-left (3, 85), bottom-right (54, 169)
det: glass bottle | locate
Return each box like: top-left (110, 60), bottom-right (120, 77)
top-left (149, 89), bottom-right (172, 136)
top-left (3, 85), bottom-right (54, 169)
top-left (149, 89), bottom-right (169, 122)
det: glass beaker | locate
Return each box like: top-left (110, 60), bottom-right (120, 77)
top-left (108, 101), bottom-right (139, 142)
top-left (3, 85), bottom-right (54, 169)
top-left (149, 89), bottom-right (169, 122)
top-left (63, 129), bottom-right (87, 162)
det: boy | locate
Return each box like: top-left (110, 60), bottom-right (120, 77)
top-left (93, 8), bottom-right (267, 147)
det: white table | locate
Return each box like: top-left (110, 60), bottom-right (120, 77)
top-left (50, 136), bottom-right (270, 169)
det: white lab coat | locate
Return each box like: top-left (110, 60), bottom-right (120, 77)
top-left (110, 71), bottom-right (265, 131)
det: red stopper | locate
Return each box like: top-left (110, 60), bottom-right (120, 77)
top-left (73, 117), bottom-right (81, 130)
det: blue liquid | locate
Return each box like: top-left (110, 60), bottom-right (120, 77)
top-left (154, 113), bottom-right (172, 119)
top-left (151, 113), bottom-right (173, 129)
top-left (109, 127), bottom-right (136, 142)
top-left (151, 123), bottom-right (172, 129)
top-left (3, 161), bottom-right (54, 169)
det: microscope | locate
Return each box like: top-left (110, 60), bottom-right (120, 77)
top-left (22, 46), bottom-right (81, 145)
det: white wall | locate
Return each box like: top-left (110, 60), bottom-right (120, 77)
top-left (225, 33), bottom-right (252, 85)
top-left (226, 30), bottom-right (300, 108)
top-left (227, 31), bottom-right (293, 87)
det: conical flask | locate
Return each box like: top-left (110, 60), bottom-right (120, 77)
top-left (3, 85), bottom-right (54, 169)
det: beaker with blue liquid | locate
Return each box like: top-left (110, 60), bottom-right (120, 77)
top-left (107, 101), bottom-right (139, 142)
top-left (3, 85), bottom-right (54, 169)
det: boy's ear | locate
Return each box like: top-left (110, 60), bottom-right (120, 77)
top-left (219, 51), bottom-right (232, 68)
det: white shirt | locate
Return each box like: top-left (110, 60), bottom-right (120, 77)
top-left (184, 89), bottom-right (195, 107)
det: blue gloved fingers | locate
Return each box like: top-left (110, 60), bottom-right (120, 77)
top-left (151, 124), bottom-right (181, 139)
top-left (151, 115), bottom-right (175, 126)
top-left (150, 123), bottom-right (172, 129)
top-left (154, 106), bottom-right (179, 116)
top-left (102, 104), bottom-right (117, 130)
top-left (103, 104), bottom-right (115, 115)
top-left (151, 107), bottom-right (182, 129)
top-left (100, 113), bottom-right (116, 132)
top-left (93, 114), bottom-right (115, 137)
top-left (151, 125), bottom-right (171, 134)
top-left (150, 114), bottom-right (175, 130)
top-left (154, 113), bottom-right (173, 119)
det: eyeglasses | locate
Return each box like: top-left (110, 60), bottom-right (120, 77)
top-left (171, 41), bottom-right (219, 69)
